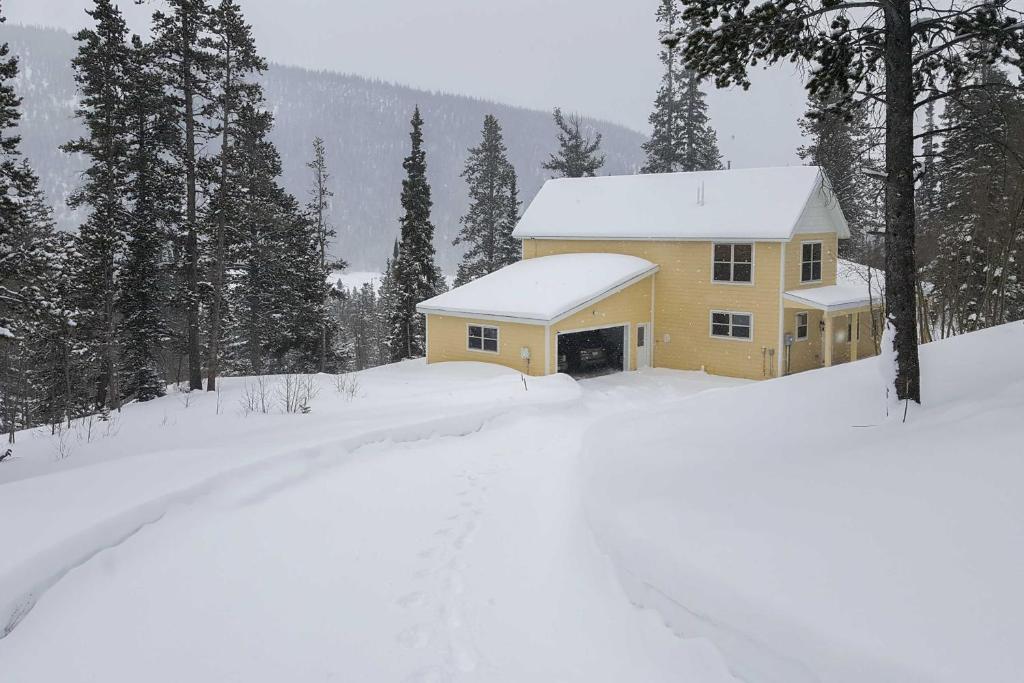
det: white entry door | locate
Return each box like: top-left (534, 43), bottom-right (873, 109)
top-left (636, 323), bottom-right (652, 369)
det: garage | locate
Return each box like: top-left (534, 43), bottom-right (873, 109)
top-left (557, 326), bottom-right (627, 378)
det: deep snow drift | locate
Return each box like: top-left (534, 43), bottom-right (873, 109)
top-left (1, 323), bottom-right (1020, 682)
top-left (584, 321), bottom-right (1024, 682)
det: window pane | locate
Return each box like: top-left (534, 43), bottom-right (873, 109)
top-left (483, 338), bottom-right (498, 352)
top-left (637, 326), bottom-right (645, 345)
top-left (468, 336), bottom-right (482, 349)
top-left (712, 323), bottom-right (730, 337)
top-left (713, 263), bottom-right (731, 281)
top-left (812, 242), bottom-right (822, 259)
top-left (468, 325), bottom-right (481, 337)
top-left (733, 244), bottom-right (752, 262)
top-left (732, 325), bottom-right (751, 339)
top-left (732, 314), bottom-right (751, 327)
top-left (714, 244), bottom-right (732, 262)
top-left (801, 262), bottom-right (812, 282)
top-left (483, 327), bottom-right (497, 339)
top-left (712, 312), bottom-right (729, 325)
top-left (802, 243), bottom-right (813, 260)
top-left (733, 263), bottom-right (752, 282)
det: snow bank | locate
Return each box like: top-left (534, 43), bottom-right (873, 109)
top-left (583, 322), bottom-right (1024, 682)
top-left (0, 361), bottom-right (579, 637)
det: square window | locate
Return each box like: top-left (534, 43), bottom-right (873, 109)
top-left (713, 243), bottom-right (754, 283)
top-left (711, 311), bottom-right (752, 340)
top-left (468, 325), bottom-right (498, 353)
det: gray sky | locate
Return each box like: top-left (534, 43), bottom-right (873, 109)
top-left (7, 0), bottom-right (809, 168)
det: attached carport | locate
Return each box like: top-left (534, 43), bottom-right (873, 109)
top-left (418, 253), bottom-right (658, 377)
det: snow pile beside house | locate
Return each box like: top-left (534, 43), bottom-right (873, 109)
top-left (583, 321), bottom-right (1024, 683)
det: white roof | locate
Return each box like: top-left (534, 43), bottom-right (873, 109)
top-left (784, 284), bottom-right (876, 313)
top-left (417, 253), bottom-right (658, 324)
top-left (513, 166), bottom-right (849, 242)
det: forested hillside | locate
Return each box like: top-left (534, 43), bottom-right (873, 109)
top-left (2, 24), bottom-right (646, 271)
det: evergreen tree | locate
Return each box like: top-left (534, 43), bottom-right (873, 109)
top-left (151, 0), bottom-right (216, 391)
top-left (204, 0), bottom-right (265, 390)
top-left (543, 108), bottom-right (605, 178)
top-left (305, 136), bottom-right (342, 372)
top-left (387, 107), bottom-right (444, 361)
top-left (642, 1), bottom-right (722, 173)
top-left (62, 0), bottom-right (132, 410)
top-left (120, 35), bottom-right (179, 401)
top-left (453, 114), bottom-right (520, 286)
top-left (0, 12), bottom-right (72, 441)
top-left (798, 93), bottom-right (880, 259)
top-left (929, 66), bottom-right (1024, 335)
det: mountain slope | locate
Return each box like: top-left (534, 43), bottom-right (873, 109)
top-left (2, 24), bottom-right (646, 271)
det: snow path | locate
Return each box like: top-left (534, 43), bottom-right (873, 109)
top-left (0, 369), bottom-right (742, 682)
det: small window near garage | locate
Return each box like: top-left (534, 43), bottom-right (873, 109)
top-left (801, 241), bottom-right (823, 282)
top-left (711, 311), bottom-right (752, 340)
top-left (713, 243), bottom-right (753, 283)
top-left (467, 324), bottom-right (498, 352)
top-left (795, 312), bottom-right (809, 340)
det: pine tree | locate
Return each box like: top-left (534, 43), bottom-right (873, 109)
top-left (0, 14), bottom-right (71, 441)
top-left (453, 115), bottom-right (520, 286)
top-left (798, 92), bottom-right (880, 259)
top-left (120, 35), bottom-right (179, 401)
top-left (387, 107), bottom-right (444, 361)
top-left (62, 0), bottom-right (132, 410)
top-left (642, 1), bottom-right (722, 173)
top-left (305, 136), bottom-right (341, 372)
top-left (543, 108), bottom-right (605, 178)
top-left (151, 0), bottom-right (216, 391)
top-left (203, 0), bottom-right (265, 390)
top-left (929, 66), bottom-right (1024, 335)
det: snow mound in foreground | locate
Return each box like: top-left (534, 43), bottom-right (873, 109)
top-left (583, 322), bottom-right (1024, 683)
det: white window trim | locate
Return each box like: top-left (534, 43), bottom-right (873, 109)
top-left (711, 242), bottom-right (755, 286)
top-left (795, 311), bottom-right (809, 341)
top-left (709, 310), bottom-right (754, 342)
top-left (800, 240), bottom-right (823, 283)
top-left (466, 323), bottom-right (499, 354)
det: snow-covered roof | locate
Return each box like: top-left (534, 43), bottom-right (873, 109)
top-left (513, 166), bottom-right (850, 241)
top-left (784, 284), bottom-right (877, 313)
top-left (417, 253), bottom-right (658, 324)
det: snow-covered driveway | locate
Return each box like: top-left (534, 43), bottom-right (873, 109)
top-left (0, 364), bottom-right (742, 682)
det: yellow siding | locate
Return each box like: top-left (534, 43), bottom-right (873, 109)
top-left (524, 239), bottom-right (783, 380)
top-left (548, 277), bottom-right (654, 373)
top-left (785, 232), bottom-right (839, 290)
top-left (782, 306), bottom-right (880, 374)
top-left (424, 315), bottom-right (547, 376)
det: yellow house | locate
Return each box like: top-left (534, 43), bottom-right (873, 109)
top-left (418, 166), bottom-right (882, 380)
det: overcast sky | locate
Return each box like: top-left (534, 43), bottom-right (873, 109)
top-left (7, 0), bottom-right (809, 168)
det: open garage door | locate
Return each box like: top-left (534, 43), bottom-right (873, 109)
top-left (557, 326), bottom-right (626, 378)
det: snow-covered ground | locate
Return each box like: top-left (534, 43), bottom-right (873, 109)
top-left (1, 322), bottom-right (1021, 681)
top-left (585, 321), bottom-right (1024, 683)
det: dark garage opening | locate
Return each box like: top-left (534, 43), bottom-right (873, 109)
top-left (557, 326), bottom-right (626, 378)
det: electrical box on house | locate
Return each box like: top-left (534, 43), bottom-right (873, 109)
top-left (520, 346), bottom-right (531, 360)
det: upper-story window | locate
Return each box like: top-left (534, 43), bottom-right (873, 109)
top-left (801, 241), bottom-right (823, 283)
top-left (713, 243), bottom-right (753, 283)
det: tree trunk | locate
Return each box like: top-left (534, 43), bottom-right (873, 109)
top-left (883, 0), bottom-right (921, 403)
top-left (208, 47), bottom-right (231, 392)
top-left (183, 14), bottom-right (203, 392)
